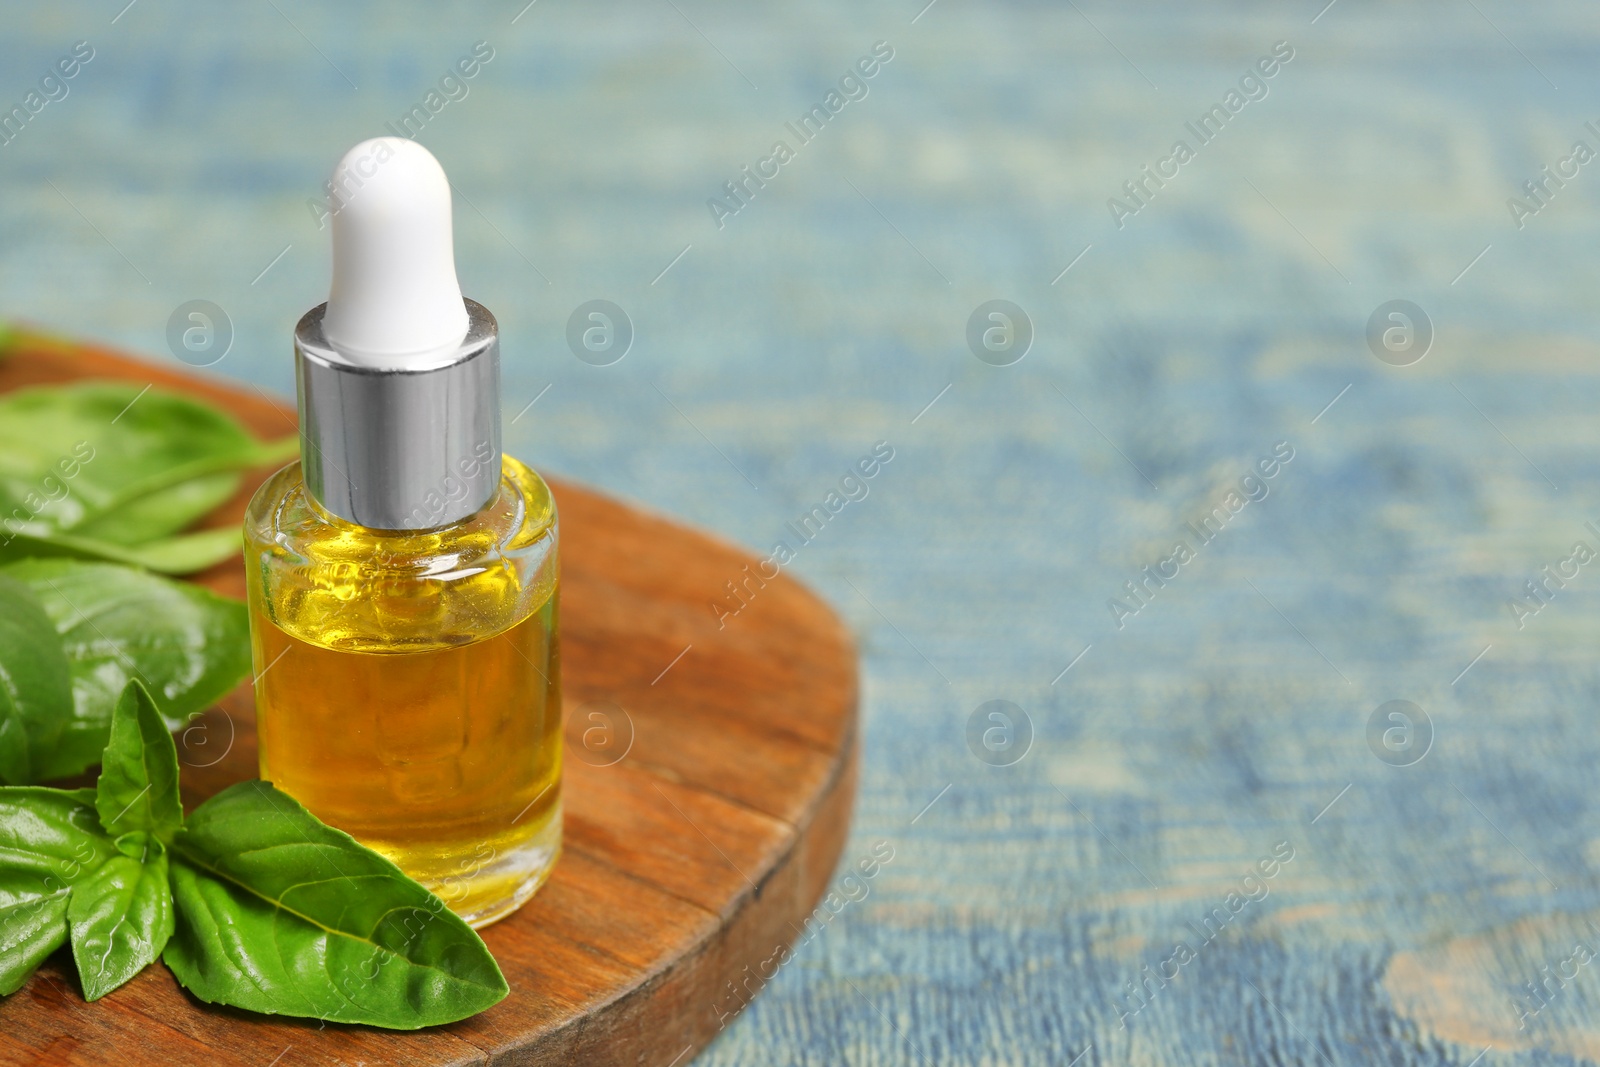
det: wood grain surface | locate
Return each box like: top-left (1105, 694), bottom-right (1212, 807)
top-left (0, 330), bottom-right (859, 1066)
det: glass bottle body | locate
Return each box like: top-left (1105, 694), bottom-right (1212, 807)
top-left (243, 455), bottom-right (561, 928)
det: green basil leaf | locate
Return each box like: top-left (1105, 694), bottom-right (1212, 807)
top-left (0, 560), bottom-right (251, 781)
top-left (107, 527), bottom-right (242, 574)
top-left (0, 526), bottom-right (243, 576)
top-left (97, 681), bottom-right (183, 844)
top-left (0, 787), bottom-right (117, 897)
top-left (0, 382), bottom-right (269, 542)
top-left (70, 435), bottom-right (296, 546)
top-left (0, 786), bottom-right (118, 995)
top-left (0, 575), bottom-right (73, 784)
top-left (78, 428), bottom-right (297, 537)
top-left (71, 473), bottom-right (242, 546)
top-left (68, 835), bottom-right (173, 1001)
top-left (165, 781), bottom-right (508, 1028)
top-left (0, 889), bottom-right (70, 995)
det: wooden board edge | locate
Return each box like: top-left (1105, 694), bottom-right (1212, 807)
top-left (471, 727), bottom-right (860, 1065)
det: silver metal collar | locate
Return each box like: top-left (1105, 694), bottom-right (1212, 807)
top-left (294, 299), bottom-right (501, 530)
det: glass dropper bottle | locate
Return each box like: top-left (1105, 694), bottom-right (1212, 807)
top-left (243, 137), bottom-right (562, 928)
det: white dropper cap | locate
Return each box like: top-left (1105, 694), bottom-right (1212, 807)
top-left (319, 137), bottom-right (470, 367)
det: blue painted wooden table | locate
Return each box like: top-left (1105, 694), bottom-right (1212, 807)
top-left (4, 1), bottom-right (1599, 1062)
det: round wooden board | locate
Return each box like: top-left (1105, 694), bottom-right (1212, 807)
top-left (0, 332), bottom-right (859, 1067)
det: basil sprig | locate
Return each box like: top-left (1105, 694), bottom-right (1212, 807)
top-left (0, 559), bottom-right (252, 783)
top-left (0, 680), bottom-right (509, 1026)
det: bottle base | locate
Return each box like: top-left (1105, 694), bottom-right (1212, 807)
top-left (364, 800), bottom-right (563, 930)
top-left (453, 819), bottom-right (563, 930)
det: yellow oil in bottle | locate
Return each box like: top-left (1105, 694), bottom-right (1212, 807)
top-left (245, 456), bottom-right (562, 928)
